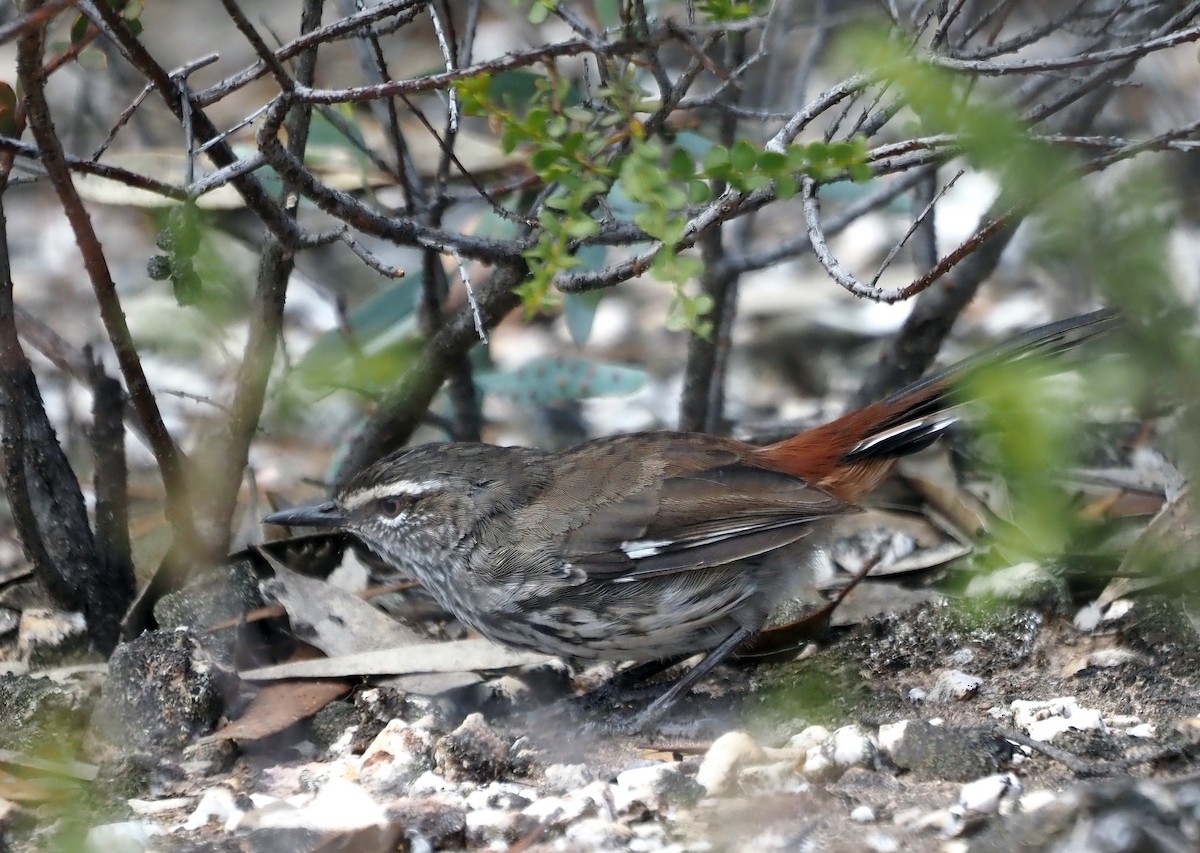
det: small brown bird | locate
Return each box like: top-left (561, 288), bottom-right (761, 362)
top-left (265, 310), bottom-right (1118, 728)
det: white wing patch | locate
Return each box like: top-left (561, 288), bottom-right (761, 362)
top-left (849, 415), bottom-right (956, 456)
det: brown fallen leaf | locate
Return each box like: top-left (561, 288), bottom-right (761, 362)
top-left (240, 638), bottom-right (551, 681)
top-left (205, 580), bottom-right (417, 634)
top-left (208, 644), bottom-right (351, 743)
top-left (257, 551), bottom-right (428, 655)
top-left (1097, 486), bottom-right (1200, 608)
top-left (0, 749), bottom-right (97, 782)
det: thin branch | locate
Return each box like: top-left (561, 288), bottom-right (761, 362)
top-left (17, 9), bottom-right (200, 553)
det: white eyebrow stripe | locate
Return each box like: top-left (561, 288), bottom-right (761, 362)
top-left (342, 479), bottom-right (448, 510)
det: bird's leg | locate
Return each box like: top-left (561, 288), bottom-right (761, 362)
top-left (629, 625), bottom-right (755, 732)
top-left (575, 655), bottom-right (689, 712)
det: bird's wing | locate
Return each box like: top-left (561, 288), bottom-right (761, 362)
top-left (561, 459), bottom-right (855, 582)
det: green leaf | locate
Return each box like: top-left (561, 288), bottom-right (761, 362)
top-left (729, 140), bottom-right (759, 172)
top-left (564, 216), bottom-right (600, 238)
top-left (69, 14), bottom-right (90, 45)
top-left (758, 150), bottom-right (787, 175)
top-left (667, 146), bottom-right (695, 180)
top-left (530, 147), bottom-right (560, 174)
top-left (687, 180), bottom-right (712, 204)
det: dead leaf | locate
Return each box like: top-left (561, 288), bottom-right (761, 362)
top-left (206, 580), bottom-right (416, 634)
top-left (257, 550), bottom-right (427, 655)
top-left (0, 749), bottom-right (97, 782)
top-left (240, 638), bottom-right (551, 681)
top-left (898, 449), bottom-right (994, 538)
top-left (208, 677), bottom-right (351, 742)
top-left (1097, 486), bottom-right (1200, 607)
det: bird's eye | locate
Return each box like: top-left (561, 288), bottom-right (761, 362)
top-left (377, 496), bottom-right (408, 518)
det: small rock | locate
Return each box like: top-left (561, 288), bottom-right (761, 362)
top-left (876, 721), bottom-right (907, 756)
top-left (464, 807), bottom-right (536, 847)
top-left (949, 648), bottom-right (976, 667)
top-left (522, 792), bottom-right (594, 825)
top-left (0, 607), bottom-right (19, 638)
top-left (383, 797), bottom-right (466, 849)
top-left (737, 761), bottom-right (803, 795)
top-left (508, 734), bottom-right (540, 777)
top-left (615, 763), bottom-right (704, 810)
top-left (84, 820), bottom-right (163, 853)
top-left (407, 770), bottom-right (459, 799)
top-left (913, 806), bottom-right (965, 837)
top-left (696, 731), bottom-right (766, 795)
top-left (1011, 698), bottom-right (1105, 742)
top-left (183, 787), bottom-right (244, 832)
top-left (17, 608), bottom-right (88, 667)
top-left (358, 719), bottom-right (436, 796)
top-left (1016, 788), bottom-right (1059, 813)
top-left (566, 816), bottom-right (633, 847)
top-left (887, 721), bottom-right (1013, 782)
top-left (464, 781), bottom-right (537, 812)
top-left (239, 778), bottom-right (387, 831)
top-left (908, 687), bottom-right (928, 703)
top-left (804, 725), bottom-right (877, 783)
top-left (785, 725), bottom-right (830, 752)
top-left (434, 713), bottom-right (508, 783)
top-left (91, 628), bottom-right (234, 751)
top-left (927, 670), bottom-right (982, 703)
top-left (865, 831), bottom-right (900, 852)
top-left (959, 773), bottom-right (1021, 815)
top-left (524, 780), bottom-right (612, 826)
top-left (1106, 714), bottom-right (1142, 728)
top-left (850, 805), bottom-right (876, 823)
top-left (180, 737), bottom-right (238, 776)
top-left (152, 562), bottom-right (263, 660)
top-left (542, 762), bottom-right (593, 794)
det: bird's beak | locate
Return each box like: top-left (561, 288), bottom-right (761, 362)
top-left (262, 501), bottom-right (346, 528)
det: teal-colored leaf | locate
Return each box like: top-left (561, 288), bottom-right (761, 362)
top-left (476, 356), bottom-right (646, 404)
top-left (673, 131), bottom-right (716, 159)
top-left (294, 275), bottom-right (421, 389)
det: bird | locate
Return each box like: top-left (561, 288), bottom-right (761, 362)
top-left (264, 309), bottom-right (1119, 728)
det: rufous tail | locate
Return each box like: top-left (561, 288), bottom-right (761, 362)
top-left (755, 309), bottom-right (1120, 502)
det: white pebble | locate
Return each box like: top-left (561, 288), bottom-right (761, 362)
top-left (830, 725), bottom-right (877, 767)
top-left (876, 721), bottom-right (908, 756)
top-left (183, 787), bottom-right (243, 832)
top-left (737, 761), bottom-right (803, 794)
top-left (804, 725), bottom-right (877, 782)
top-left (958, 773), bottom-right (1020, 815)
top-left (785, 725), bottom-right (830, 752)
top-left (696, 731), bottom-right (765, 795)
top-left (928, 669), bottom-right (982, 702)
top-left (1011, 697), bottom-right (1106, 742)
top-left (241, 778), bottom-right (387, 831)
top-left (865, 831), bottom-right (900, 852)
top-left (850, 805), bottom-right (876, 823)
top-left (1018, 789), bottom-right (1059, 812)
top-left (85, 821), bottom-right (162, 853)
